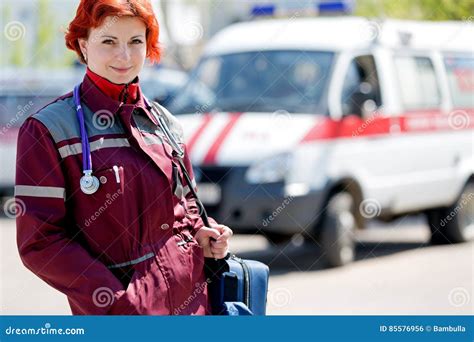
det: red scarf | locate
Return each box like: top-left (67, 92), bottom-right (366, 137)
top-left (86, 68), bottom-right (140, 104)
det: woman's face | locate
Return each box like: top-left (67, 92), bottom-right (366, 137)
top-left (79, 16), bottom-right (147, 84)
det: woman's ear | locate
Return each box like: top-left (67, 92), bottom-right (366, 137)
top-left (78, 38), bottom-right (88, 62)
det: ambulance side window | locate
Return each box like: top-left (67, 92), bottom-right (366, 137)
top-left (394, 56), bottom-right (440, 110)
top-left (341, 55), bottom-right (381, 117)
top-left (443, 55), bottom-right (474, 108)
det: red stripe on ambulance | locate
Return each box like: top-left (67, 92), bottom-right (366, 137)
top-left (186, 114), bottom-right (213, 154)
top-left (202, 113), bottom-right (242, 165)
top-left (301, 109), bottom-right (474, 143)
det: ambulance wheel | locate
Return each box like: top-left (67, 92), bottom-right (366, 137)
top-left (264, 232), bottom-right (292, 245)
top-left (428, 181), bottom-right (474, 244)
top-left (320, 192), bottom-right (356, 267)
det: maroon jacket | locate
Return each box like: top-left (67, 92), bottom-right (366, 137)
top-left (15, 74), bottom-right (217, 315)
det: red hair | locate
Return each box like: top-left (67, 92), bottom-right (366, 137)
top-left (65, 0), bottom-right (161, 64)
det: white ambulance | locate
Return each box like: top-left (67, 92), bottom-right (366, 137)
top-left (171, 16), bottom-right (473, 267)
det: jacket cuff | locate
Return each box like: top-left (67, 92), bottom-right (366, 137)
top-left (190, 216), bottom-right (218, 236)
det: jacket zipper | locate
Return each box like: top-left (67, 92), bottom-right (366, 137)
top-left (119, 83), bottom-right (130, 104)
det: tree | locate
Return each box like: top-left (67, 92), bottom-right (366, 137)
top-left (35, 0), bottom-right (55, 67)
top-left (355, 0), bottom-right (474, 21)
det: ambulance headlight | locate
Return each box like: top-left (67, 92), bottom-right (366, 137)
top-left (245, 152), bottom-right (292, 184)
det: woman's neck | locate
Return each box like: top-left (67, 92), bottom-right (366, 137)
top-left (86, 67), bottom-right (140, 104)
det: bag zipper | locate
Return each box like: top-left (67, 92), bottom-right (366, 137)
top-left (231, 255), bottom-right (250, 307)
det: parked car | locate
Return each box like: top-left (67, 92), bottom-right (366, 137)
top-left (140, 67), bottom-right (189, 107)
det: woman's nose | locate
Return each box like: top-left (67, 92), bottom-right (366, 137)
top-left (116, 45), bottom-right (131, 61)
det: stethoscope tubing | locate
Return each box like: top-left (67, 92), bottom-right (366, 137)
top-left (73, 84), bottom-right (92, 173)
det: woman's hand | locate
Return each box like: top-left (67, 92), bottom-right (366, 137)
top-left (194, 225), bottom-right (233, 259)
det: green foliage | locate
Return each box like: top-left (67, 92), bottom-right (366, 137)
top-left (355, 0), bottom-right (474, 21)
top-left (35, 0), bottom-right (56, 67)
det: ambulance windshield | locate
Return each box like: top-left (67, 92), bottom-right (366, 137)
top-left (169, 50), bottom-right (333, 115)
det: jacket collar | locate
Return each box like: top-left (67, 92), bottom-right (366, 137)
top-left (79, 73), bottom-right (148, 118)
top-left (86, 68), bottom-right (140, 104)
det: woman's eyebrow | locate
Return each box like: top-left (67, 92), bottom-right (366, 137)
top-left (100, 35), bottom-right (145, 39)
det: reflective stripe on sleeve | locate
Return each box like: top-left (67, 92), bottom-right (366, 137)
top-left (15, 185), bottom-right (66, 200)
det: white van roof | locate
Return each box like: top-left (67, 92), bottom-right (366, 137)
top-left (0, 68), bottom-right (84, 95)
top-left (204, 17), bottom-right (473, 56)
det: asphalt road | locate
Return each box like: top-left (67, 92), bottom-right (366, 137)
top-left (1, 214), bottom-right (472, 315)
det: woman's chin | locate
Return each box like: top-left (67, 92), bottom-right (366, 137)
top-left (107, 70), bottom-right (136, 84)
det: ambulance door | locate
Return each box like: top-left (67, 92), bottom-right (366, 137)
top-left (390, 53), bottom-right (450, 211)
top-left (328, 53), bottom-right (396, 210)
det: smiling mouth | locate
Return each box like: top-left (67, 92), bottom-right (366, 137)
top-left (111, 66), bottom-right (132, 72)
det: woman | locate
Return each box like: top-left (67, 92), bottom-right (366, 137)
top-left (15, 0), bottom-right (232, 315)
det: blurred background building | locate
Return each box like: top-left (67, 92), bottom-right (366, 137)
top-left (1, 0), bottom-right (472, 70)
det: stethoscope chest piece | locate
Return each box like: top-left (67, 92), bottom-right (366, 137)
top-left (80, 170), bottom-right (100, 195)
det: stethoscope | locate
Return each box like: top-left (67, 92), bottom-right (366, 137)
top-left (73, 83), bottom-right (182, 195)
top-left (74, 84), bottom-right (100, 195)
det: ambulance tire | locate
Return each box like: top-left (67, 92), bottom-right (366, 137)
top-left (428, 181), bottom-right (474, 244)
top-left (320, 192), bottom-right (356, 267)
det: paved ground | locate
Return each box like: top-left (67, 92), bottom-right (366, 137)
top-left (1, 214), bottom-right (472, 315)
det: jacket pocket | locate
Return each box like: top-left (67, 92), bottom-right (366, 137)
top-left (70, 165), bottom-right (127, 252)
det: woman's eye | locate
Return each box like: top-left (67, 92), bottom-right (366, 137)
top-left (131, 39), bottom-right (143, 44)
top-left (102, 39), bottom-right (114, 45)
